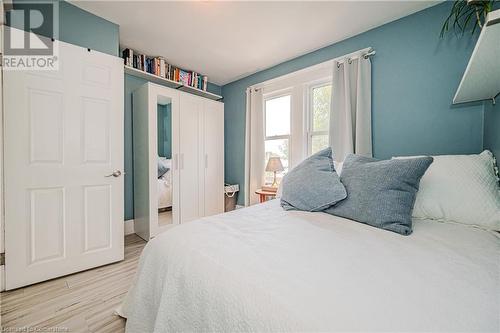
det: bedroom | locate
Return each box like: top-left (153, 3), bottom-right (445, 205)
top-left (0, 0), bottom-right (499, 332)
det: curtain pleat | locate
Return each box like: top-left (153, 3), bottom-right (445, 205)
top-left (329, 56), bottom-right (372, 162)
top-left (244, 88), bottom-right (265, 206)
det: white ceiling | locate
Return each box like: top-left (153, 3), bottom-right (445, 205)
top-left (71, 1), bottom-right (439, 85)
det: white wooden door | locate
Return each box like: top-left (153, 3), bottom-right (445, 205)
top-left (4, 40), bottom-right (124, 289)
top-left (203, 100), bottom-right (225, 216)
top-left (179, 93), bottom-right (203, 223)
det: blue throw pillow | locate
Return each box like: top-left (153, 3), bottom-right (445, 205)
top-left (324, 154), bottom-right (433, 235)
top-left (281, 147), bottom-right (347, 211)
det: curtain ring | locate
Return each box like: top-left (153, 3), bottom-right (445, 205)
top-left (337, 62), bottom-right (341, 69)
top-left (348, 58), bottom-right (352, 64)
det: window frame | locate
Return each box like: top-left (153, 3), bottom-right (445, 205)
top-left (263, 89), bottom-right (293, 141)
top-left (306, 79), bottom-right (332, 155)
top-left (263, 90), bottom-right (293, 183)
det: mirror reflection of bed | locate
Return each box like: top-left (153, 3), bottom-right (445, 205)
top-left (157, 102), bottom-right (173, 227)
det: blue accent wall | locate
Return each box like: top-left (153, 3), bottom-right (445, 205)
top-left (8, 0), bottom-right (119, 56)
top-left (221, 2), bottom-right (485, 205)
top-left (484, 102), bottom-right (500, 159)
top-left (58, 1), bottom-right (119, 56)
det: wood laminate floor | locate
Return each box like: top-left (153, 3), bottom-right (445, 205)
top-left (0, 234), bottom-right (146, 333)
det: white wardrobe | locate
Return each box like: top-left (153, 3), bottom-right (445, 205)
top-left (133, 82), bottom-right (224, 240)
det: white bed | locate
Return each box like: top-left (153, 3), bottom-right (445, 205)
top-left (157, 163), bottom-right (172, 209)
top-left (120, 200), bottom-right (499, 332)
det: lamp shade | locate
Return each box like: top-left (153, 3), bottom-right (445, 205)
top-left (265, 157), bottom-right (284, 172)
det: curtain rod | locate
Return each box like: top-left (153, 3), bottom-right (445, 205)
top-left (249, 47), bottom-right (375, 91)
top-left (332, 47), bottom-right (375, 64)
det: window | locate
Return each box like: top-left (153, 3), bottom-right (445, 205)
top-left (264, 94), bottom-right (290, 184)
top-left (308, 84), bottom-right (331, 154)
top-left (257, 64), bottom-right (332, 179)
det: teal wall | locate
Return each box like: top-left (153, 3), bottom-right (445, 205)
top-left (157, 104), bottom-right (172, 159)
top-left (58, 1), bottom-right (119, 56)
top-left (221, 2), bottom-right (485, 205)
top-left (483, 102), bottom-right (500, 159)
top-left (8, 0), bottom-right (119, 56)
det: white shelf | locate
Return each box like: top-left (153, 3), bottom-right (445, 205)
top-left (124, 65), bottom-right (222, 101)
top-left (178, 84), bottom-right (223, 101)
top-left (453, 9), bottom-right (500, 104)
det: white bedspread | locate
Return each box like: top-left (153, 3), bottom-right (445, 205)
top-left (120, 200), bottom-right (500, 332)
top-left (157, 170), bottom-right (172, 209)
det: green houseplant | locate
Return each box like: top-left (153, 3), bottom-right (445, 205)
top-left (441, 0), bottom-right (497, 37)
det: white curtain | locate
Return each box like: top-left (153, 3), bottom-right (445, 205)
top-left (329, 56), bottom-right (372, 162)
top-left (244, 88), bottom-right (265, 206)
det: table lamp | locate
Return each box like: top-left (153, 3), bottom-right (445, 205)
top-left (265, 157), bottom-right (284, 188)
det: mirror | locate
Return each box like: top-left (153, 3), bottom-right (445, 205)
top-left (157, 100), bottom-right (173, 227)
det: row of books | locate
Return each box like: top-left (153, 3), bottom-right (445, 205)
top-left (122, 48), bottom-right (209, 92)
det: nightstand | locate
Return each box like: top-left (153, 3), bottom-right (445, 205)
top-left (255, 189), bottom-right (277, 203)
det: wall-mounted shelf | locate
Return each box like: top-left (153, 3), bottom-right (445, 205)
top-left (124, 65), bottom-right (223, 101)
top-left (453, 9), bottom-right (500, 104)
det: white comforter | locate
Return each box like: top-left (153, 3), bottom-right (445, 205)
top-left (120, 200), bottom-right (500, 332)
top-left (157, 171), bottom-right (172, 209)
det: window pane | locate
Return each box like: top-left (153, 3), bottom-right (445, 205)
top-left (265, 95), bottom-right (290, 137)
top-left (264, 139), bottom-right (289, 184)
top-left (312, 85), bottom-right (331, 132)
top-left (311, 134), bottom-right (329, 155)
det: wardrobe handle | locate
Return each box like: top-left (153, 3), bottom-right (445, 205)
top-left (205, 154), bottom-right (208, 169)
top-left (180, 153), bottom-right (184, 170)
top-left (174, 154), bottom-right (179, 170)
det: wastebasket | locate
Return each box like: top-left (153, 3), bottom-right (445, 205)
top-left (224, 184), bottom-right (239, 212)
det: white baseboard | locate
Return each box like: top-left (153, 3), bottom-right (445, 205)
top-left (0, 265), bottom-right (5, 292)
top-left (125, 219), bottom-right (135, 235)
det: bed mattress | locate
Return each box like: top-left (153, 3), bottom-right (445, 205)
top-left (120, 200), bottom-right (499, 332)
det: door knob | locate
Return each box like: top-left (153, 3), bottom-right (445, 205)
top-left (105, 170), bottom-right (123, 177)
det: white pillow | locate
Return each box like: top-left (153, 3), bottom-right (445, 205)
top-left (334, 161), bottom-right (343, 175)
top-left (395, 151), bottom-right (500, 231)
top-left (276, 181), bottom-right (283, 198)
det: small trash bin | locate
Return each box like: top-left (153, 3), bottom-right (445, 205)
top-left (224, 184), bottom-right (239, 212)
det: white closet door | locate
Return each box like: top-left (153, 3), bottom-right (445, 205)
top-left (4, 40), bottom-right (124, 289)
top-left (203, 100), bottom-right (225, 216)
top-left (179, 93), bottom-right (203, 223)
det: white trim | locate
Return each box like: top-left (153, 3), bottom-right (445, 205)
top-left (125, 219), bottom-right (135, 235)
top-left (0, 24), bottom-right (4, 255)
top-left (306, 81), bottom-right (332, 155)
top-left (0, 265), bottom-right (4, 292)
top-left (251, 47), bottom-right (373, 90)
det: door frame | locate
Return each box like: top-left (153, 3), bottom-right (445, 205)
top-left (0, 23), bottom-right (4, 292)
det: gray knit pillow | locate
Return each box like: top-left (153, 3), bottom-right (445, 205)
top-left (324, 154), bottom-right (433, 235)
top-left (281, 147), bottom-right (347, 211)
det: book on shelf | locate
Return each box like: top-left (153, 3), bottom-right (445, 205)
top-left (122, 48), bottom-right (133, 67)
top-left (122, 47), bottom-right (210, 92)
